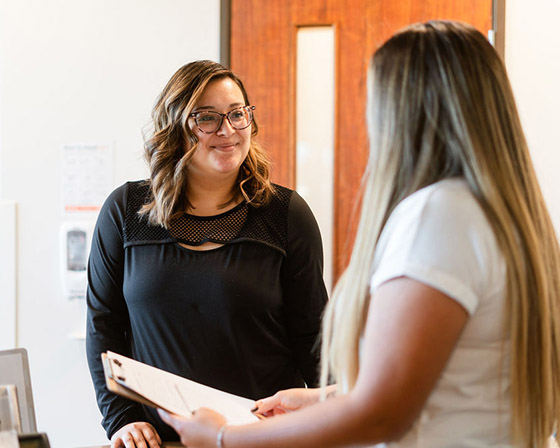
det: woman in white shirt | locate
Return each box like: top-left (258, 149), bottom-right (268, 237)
top-left (158, 20), bottom-right (560, 448)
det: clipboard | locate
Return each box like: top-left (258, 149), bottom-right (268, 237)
top-left (102, 354), bottom-right (164, 411)
top-left (102, 351), bottom-right (260, 425)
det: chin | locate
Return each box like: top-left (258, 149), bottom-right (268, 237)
top-left (211, 164), bottom-right (242, 177)
top-left (213, 156), bottom-right (246, 174)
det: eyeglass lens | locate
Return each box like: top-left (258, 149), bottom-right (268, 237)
top-left (194, 107), bottom-right (253, 133)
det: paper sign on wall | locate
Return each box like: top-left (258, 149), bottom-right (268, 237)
top-left (60, 143), bottom-right (113, 215)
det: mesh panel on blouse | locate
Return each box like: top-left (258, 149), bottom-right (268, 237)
top-left (169, 203), bottom-right (248, 245)
top-left (123, 180), bottom-right (290, 255)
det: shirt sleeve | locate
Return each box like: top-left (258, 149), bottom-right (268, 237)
top-left (281, 191), bottom-right (329, 387)
top-left (86, 183), bottom-right (145, 438)
top-left (371, 183), bottom-right (498, 315)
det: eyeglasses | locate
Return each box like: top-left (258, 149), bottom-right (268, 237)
top-left (189, 106), bottom-right (256, 134)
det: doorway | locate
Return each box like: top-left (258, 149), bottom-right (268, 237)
top-left (227, 0), bottom-right (495, 287)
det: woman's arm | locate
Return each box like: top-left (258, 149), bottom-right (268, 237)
top-left (281, 191), bottom-right (329, 387)
top-left (162, 277), bottom-right (468, 447)
top-left (85, 184), bottom-right (147, 439)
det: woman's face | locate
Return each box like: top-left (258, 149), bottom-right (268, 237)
top-left (187, 77), bottom-right (251, 184)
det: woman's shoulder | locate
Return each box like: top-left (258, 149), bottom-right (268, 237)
top-left (238, 184), bottom-right (294, 254)
top-left (261, 184), bottom-right (318, 228)
top-left (380, 177), bottom-right (499, 276)
top-left (253, 183), bottom-right (295, 216)
top-left (103, 179), bottom-right (149, 207)
top-left (98, 179), bottom-right (170, 244)
top-left (406, 178), bottom-right (474, 204)
top-left (384, 178), bottom-right (495, 258)
top-left (122, 179), bottom-right (150, 197)
top-left (394, 178), bottom-right (483, 224)
top-left (248, 183), bottom-right (292, 224)
top-left (123, 179), bottom-right (150, 211)
top-left (270, 183), bottom-right (294, 203)
top-left (374, 178), bottom-right (504, 315)
top-left (269, 183), bottom-right (312, 211)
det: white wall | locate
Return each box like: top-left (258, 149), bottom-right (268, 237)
top-left (0, 1), bottom-right (220, 447)
top-left (505, 0), bottom-right (560, 232)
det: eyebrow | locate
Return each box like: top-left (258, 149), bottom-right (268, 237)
top-left (193, 102), bottom-right (245, 111)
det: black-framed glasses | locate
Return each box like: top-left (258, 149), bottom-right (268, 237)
top-left (189, 105), bottom-right (256, 134)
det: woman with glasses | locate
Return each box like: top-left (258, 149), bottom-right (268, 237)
top-left (86, 60), bottom-right (328, 448)
top-left (159, 21), bottom-right (560, 448)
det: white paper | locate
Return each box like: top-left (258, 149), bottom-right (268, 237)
top-left (107, 351), bottom-right (259, 426)
top-left (61, 143), bottom-right (113, 215)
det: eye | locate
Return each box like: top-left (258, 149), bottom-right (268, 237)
top-left (229, 110), bottom-right (246, 120)
top-left (197, 113), bottom-right (219, 123)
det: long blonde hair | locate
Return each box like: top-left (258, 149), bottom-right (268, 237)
top-left (321, 20), bottom-right (560, 447)
top-left (140, 60), bottom-right (274, 227)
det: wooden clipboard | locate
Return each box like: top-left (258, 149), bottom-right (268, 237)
top-left (102, 353), bottom-right (168, 412)
top-left (101, 351), bottom-right (260, 424)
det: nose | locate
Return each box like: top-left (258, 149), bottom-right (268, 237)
top-left (216, 116), bottom-right (235, 137)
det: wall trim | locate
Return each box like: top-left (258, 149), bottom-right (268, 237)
top-left (220, 0), bottom-right (231, 67)
top-left (493, 0), bottom-right (506, 59)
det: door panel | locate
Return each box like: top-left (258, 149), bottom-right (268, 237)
top-left (230, 0), bottom-right (493, 281)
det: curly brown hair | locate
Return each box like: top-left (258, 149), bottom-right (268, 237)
top-left (139, 60), bottom-right (274, 227)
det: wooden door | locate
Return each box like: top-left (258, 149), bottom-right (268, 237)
top-left (229, 0), bottom-right (493, 282)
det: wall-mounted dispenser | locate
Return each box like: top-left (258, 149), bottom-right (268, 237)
top-left (59, 222), bottom-right (94, 300)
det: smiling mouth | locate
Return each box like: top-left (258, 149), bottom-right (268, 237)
top-left (212, 143), bottom-right (238, 150)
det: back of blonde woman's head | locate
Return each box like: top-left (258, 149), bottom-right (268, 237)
top-left (322, 20), bottom-right (560, 447)
top-left (140, 60), bottom-right (273, 226)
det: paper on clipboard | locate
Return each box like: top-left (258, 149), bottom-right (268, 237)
top-left (102, 351), bottom-right (260, 425)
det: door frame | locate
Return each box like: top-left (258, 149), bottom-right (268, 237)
top-left (220, 0), bottom-right (503, 282)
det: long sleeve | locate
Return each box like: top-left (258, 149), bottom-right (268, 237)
top-left (281, 191), bottom-right (329, 387)
top-left (86, 183), bottom-right (144, 438)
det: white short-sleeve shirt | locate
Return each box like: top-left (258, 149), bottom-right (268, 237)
top-left (369, 178), bottom-right (511, 447)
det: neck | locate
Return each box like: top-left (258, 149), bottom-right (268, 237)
top-left (186, 172), bottom-right (240, 216)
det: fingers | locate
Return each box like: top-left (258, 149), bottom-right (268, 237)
top-left (252, 393), bottom-right (284, 416)
top-left (251, 400), bottom-right (262, 413)
top-left (126, 431), bottom-right (144, 448)
top-left (158, 410), bottom-right (191, 448)
top-left (111, 438), bottom-right (124, 448)
top-left (253, 388), bottom-right (321, 417)
top-left (111, 422), bottom-right (161, 448)
top-left (158, 407), bottom-right (229, 447)
top-left (141, 425), bottom-right (162, 448)
top-left (157, 409), bottom-right (175, 428)
top-left (112, 431), bottom-right (142, 448)
top-left (158, 408), bottom-right (187, 433)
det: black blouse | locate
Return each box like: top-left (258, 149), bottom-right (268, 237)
top-left (86, 181), bottom-right (328, 441)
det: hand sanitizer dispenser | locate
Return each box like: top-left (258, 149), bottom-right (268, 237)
top-left (60, 222), bottom-right (94, 299)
